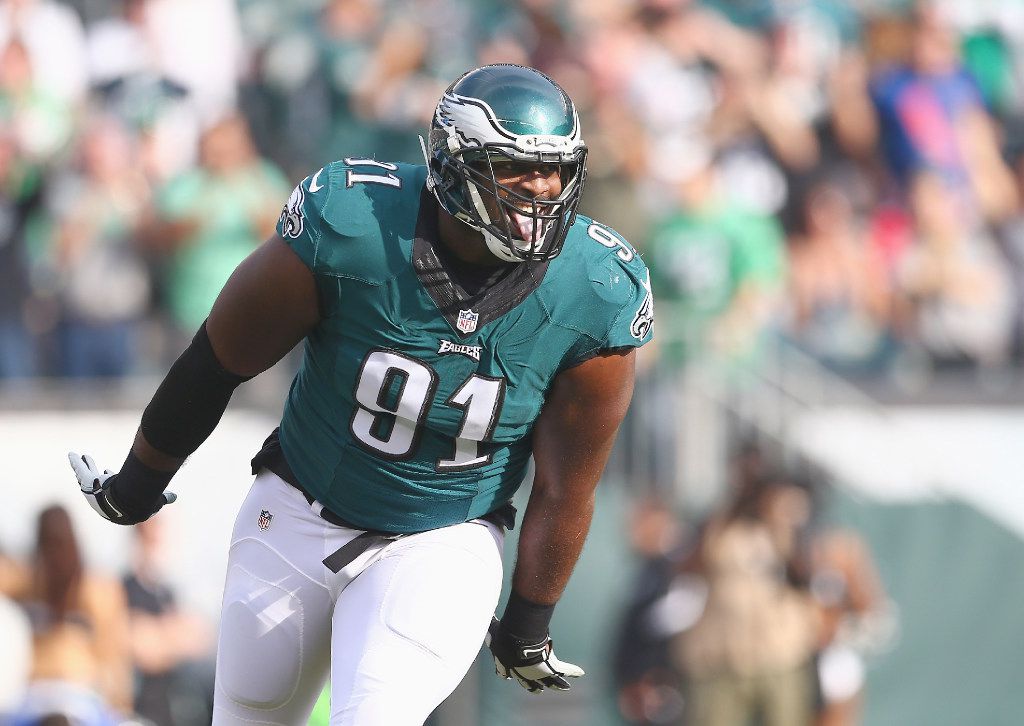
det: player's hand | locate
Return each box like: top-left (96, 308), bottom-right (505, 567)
top-left (486, 616), bottom-right (585, 693)
top-left (68, 452), bottom-right (176, 525)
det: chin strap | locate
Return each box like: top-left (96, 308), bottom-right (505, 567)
top-left (482, 228), bottom-right (523, 263)
top-left (418, 135), bottom-right (436, 192)
top-left (453, 162), bottom-right (527, 264)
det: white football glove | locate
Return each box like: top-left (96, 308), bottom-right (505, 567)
top-left (68, 452), bottom-right (176, 525)
top-left (486, 617), bottom-right (585, 693)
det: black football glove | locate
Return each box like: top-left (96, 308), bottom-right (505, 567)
top-left (68, 452), bottom-right (176, 525)
top-left (486, 616), bottom-right (585, 693)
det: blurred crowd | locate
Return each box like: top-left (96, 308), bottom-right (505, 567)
top-left (2, 0), bottom-right (1024, 382)
top-left (610, 443), bottom-right (897, 726)
top-left (0, 510), bottom-right (215, 725)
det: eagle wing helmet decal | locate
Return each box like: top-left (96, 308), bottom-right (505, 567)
top-left (436, 92), bottom-right (582, 157)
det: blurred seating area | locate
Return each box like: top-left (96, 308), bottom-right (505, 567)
top-left (608, 443), bottom-right (897, 726)
top-left (0, 508), bottom-right (214, 726)
top-left (2, 0), bottom-right (1024, 388)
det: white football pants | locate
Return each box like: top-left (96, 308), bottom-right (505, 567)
top-left (212, 470), bottom-right (505, 725)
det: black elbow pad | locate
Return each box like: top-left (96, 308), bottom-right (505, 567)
top-left (140, 322), bottom-right (253, 458)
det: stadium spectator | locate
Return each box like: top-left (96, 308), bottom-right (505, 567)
top-left (139, 113), bottom-right (289, 338)
top-left (611, 498), bottom-right (692, 726)
top-left (750, 468), bottom-right (895, 726)
top-left (142, 0), bottom-right (243, 123)
top-left (0, 0), bottom-right (88, 106)
top-left (808, 526), bottom-right (890, 726)
top-left (85, 0), bottom-right (201, 184)
top-left (0, 126), bottom-right (44, 378)
top-left (48, 112), bottom-right (151, 378)
top-left (673, 469), bottom-right (819, 726)
top-left (244, 0), bottom-right (387, 176)
top-left (766, 4), bottom-right (867, 159)
top-left (707, 33), bottom-right (818, 216)
top-left (612, 3), bottom-right (729, 206)
top-left (897, 170), bottom-right (1015, 368)
top-left (646, 160), bottom-right (785, 368)
top-left (3, 505), bottom-right (132, 725)
top-left (782, 171), bottom-right (896, 374)
top-left (0, 35), bottom-right (74, 167)
top-left (344, 14), bottom-right (442, 163)
top-left (869, 1), bottom-right (1016, 221)
top-left (122, 516), bottom-right (215, 725)
top-left (570, 5), bottom-right (655, 247)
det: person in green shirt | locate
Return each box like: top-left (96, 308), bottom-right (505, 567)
top-left (647, 161), bottom-right (784, 370)
top-left (143, 113), bottom-right (290, 334)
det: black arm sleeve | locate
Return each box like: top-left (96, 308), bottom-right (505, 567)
top-left (140, 321), bottom-right (253, 459)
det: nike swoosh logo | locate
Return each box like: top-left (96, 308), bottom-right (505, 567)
top-left (309, 168), bottom-right (324, 192)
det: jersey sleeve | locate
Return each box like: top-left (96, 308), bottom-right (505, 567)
top-left (606, 259), bottom-right (654, 350)
top-left (275, 163), bottom-right (334, 271)
top-left (559, 224), bottom-right (654, 369)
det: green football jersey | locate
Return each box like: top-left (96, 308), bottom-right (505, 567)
top-left (273, 158), bottom-right (653, 533)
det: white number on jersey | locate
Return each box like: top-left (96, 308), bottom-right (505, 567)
top-left (350, 349), bottom-right (505, 470)
top-left (437, 374), bottom-right (505, 471)
top-left (351, 351), bottom-right (437, 458)
top-left (587, 223), bottom-right (634, 262)
top-left (343, 158), bottom-right (402, 188)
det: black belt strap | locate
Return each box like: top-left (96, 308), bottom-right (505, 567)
top-left (322, 532), bottom-right (401, 574)
top-left (265, 461), bottom-right (517, 573)
top-left (320, 505), bottom-right (513, 574)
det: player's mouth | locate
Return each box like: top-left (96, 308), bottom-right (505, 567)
top-left (508, 209), bottom-right (540, 242)
top-left (506, 203), bottom-right (556, 242)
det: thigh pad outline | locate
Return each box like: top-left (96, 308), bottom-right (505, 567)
top-left (218, 543), bottom-right (309, 710)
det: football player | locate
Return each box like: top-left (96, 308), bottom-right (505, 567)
top-left (70, 63), bottom-right (654, 725)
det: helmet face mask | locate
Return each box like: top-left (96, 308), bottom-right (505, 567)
top-left (424, 64), bottom-right (588, 263)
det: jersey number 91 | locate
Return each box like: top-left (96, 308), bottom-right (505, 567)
top-left (350, 350), bottom-right (506, 472)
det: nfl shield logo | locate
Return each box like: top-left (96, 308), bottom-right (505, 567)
top-left (258, 509), bottom-right (273, 531)
top-left (457, 309), bottom-right (479, 334)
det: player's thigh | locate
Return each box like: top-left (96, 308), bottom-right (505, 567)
top-left (212, 474), bottom-right (334, 724)
top-left (330, 520), bottom-right (504, 726)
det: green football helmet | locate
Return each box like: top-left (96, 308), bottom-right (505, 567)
top-left (422, 64), bottom-right (588, 262)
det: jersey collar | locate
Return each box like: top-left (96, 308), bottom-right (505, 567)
top-left (412, 187), bottom-right (551, 339)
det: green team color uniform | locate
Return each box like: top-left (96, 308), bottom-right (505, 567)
top-left (273, 159), bottom-right (653, 533)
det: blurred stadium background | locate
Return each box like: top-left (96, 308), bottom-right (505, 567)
top-left (2, 0), bottom-right (1024, 724)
